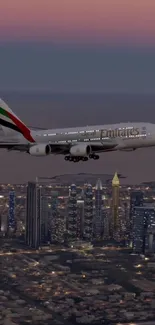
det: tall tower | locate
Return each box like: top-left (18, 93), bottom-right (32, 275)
top-left (8, 191), bottom-right (16, 232)
top-left (41, 195), bottom-right (49, 244)
top-left (147, 226), bottom-right (155, 254)
top-left (50, 191), bottom-right (59, 242)
top-left (103, 207), bottom-right (110, 239)
top-left (111, 172), bottom-right (120, 239)
top-left (67, 184), bottom-right (78, 240)
top-left (132, 206), bottom-right (154, 254)
top-left (25, 181), bottom-right (41, 249)
top-left (84, 184), bottom-right (93, 241)
top-left (77, 199), bottom-right (84, 239)
top-left (94, 179), bottom-right (103, 239)
top-left (130, 191), bottom-right (144, 241)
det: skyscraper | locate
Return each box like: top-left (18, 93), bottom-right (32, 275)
top-left (130, 191), bottom-right (144, 241)
top-left (67, 184), bottom-right (77, 240)
top-left (84, 184), bottom-right (93, 241)
top-left (146, 226), bottom-right (155, 254)
top-left (50, 191), bottom-right (59, 242)
top-left (0, 214), bottom-right (1, 234)
top-left (111, 172), bottom-right (120, 239)
top-left (77, 199), bottom-right (84, 239)
top-left (123, 201), bottom-right (129, 242)
top-left (41, 195), bottom-right (49, 244)
top-left (8, 191), bottom-right (15, 231)
top-left (25, 181), bottom-right (41, 249)
top-left (132, 205), bottom-right (155, 253)
top-left (55, 215), bottom-right (66, 243)
top-left (94, 179), bottom-right (103, 239)
top-left (103, 207), bottom-right (110, 239)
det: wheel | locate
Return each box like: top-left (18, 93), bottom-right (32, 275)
top-left (93, 155), bottom-right (99, 160)
top-left (82, 157), bottom-right (88, 161)
top-left (64, 156), bottom-right (70, 161)
top-left (89, 154), bottom-right (99, 160)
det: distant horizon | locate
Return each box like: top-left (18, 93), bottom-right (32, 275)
top-left (1, 90), bottom-right (155, 95)
top-left (1, 41), bottom-right (155, 48)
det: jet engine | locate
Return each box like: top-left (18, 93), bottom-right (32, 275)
top-left (28, 144), bottom-right (51, 156)
top-left (70, 143), bottom-right (91, 157)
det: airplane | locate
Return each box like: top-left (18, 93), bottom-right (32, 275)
top-left (0, 98), bottom-right (155, 163)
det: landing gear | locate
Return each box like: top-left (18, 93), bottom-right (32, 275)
top-left (64, 154), bottom-right (99, 162)
top-left (89, 154), bottom-right (100, 160)
top-left (64, 156), bottom-right (70, 161)
top-left (81, 157), bottom-right (88, 161)
top-left (64, 155), bottom-right (88, 162)
top-left (64, 156), bottom-right (80, 162)
top-left (73, 157), bottom-right (80, 162)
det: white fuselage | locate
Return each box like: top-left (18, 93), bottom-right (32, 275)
top-left (30, 122), bottom-right (155, 151)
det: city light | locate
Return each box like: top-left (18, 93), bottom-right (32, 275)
top-left (0, 175), bottom-right (155, 324)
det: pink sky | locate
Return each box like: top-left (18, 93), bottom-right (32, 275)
top-left (0, 0), bottom-right (155, 44)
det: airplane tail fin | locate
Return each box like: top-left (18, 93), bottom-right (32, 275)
top-left (0, 99), bottom-right (35, 143)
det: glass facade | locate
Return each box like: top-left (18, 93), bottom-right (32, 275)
top-left (9, 191), bottom-right (15, 229)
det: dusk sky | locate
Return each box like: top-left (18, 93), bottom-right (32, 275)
top-left (0, 0), bottom-right (155, 92)
top-left (0, 1), bottom-right (155, 183)
top-left (1, 0), bottom-right (155, 44)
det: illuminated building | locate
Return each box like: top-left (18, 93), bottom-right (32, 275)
top-left (41, 195), bottom-right (49, 243)
top-left (50, 191), bottom-right (59, 242)
top-left (123, 201), bottom-right (129, 240)
top-left (55, 215), bottom-right (66, 242)
top-left (1, 215), bottom-right (7, 233)
top-left (48, 191), bottom-right (66, 243)
top-left (94, 178), bottom-right (103, 239)
top-left (8, 191), bottom-right (16, 230)
top-left (25, 181), bottom-right (41, 249)
top-left (84, 184), bottom-right (93, 241)
top-left (130, 191), bottom-right (144, 240)
top-left (16, 220), bottom-right (24, 236)
top-left (15, 195), bottom-right (26, 231)
top-left (133, 205), bottom-right (155, 254)
top-left (77, 199), bottom-right (84, 239)
top-left (111, 172), bottom-right (120, 240)
top-left (103, 207), bottom-right (110, 239)
top-left (146, 226), bottom-right (155, 253)
top-left (67, 184), bottom-right (77, 240)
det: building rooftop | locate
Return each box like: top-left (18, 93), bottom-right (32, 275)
top-left (112, 172), bottom-right (120, 186)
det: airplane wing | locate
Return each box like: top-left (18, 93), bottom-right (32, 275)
top-left (0, 141), bottom-right (29, 151)
top-left (48, 139), bottom-right (118, 155)
top-left (0, 139), bottom-right (118, 154)
top-left (88, 140), bottom-right (118, 153)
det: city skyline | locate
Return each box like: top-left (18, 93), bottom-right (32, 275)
top-left (1, 172), bottom-right (155, 324)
